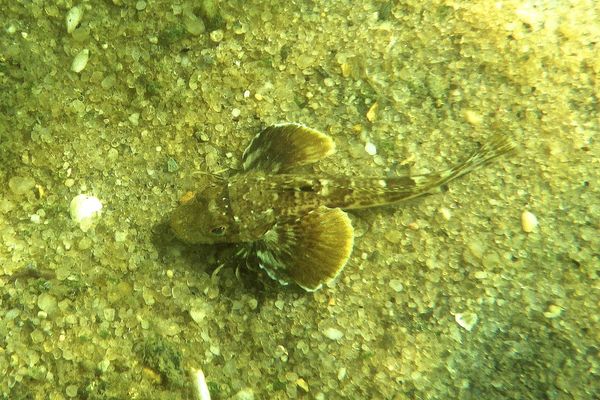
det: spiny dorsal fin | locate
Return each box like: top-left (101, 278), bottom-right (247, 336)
top-left (242, 123), bottom-right (335, 173)
top-left (253, 207), bottom-right (354, 291)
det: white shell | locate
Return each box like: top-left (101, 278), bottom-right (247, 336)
top-left (191, 368), bottom-right (211, 400)
top-left (71, 49), bottom-right (89, 73)
top-left (66, 6), bottom-right (83, 34)
top-left (70, 194), bottom-right (102, 231)
top-left (521, 210), bottom-right (538, 233)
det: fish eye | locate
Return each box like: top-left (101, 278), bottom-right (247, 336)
top-left (210, 226), bottom-right (226, 236)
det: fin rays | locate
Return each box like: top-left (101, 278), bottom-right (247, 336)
top-left (242, 123), bottom-right (335, 173)
top-left (253, 207), bottom-right (354, 291)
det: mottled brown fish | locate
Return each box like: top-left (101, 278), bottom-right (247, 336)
top-left (171, 123), bottom-right (515, 291)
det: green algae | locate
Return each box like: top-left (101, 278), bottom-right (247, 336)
top-left (138, 336), bottom-right (187, 389)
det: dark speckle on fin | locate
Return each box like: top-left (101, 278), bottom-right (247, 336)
top-left (242, 123), bottom-right (336, 173)
top-left (253, 207), bottom-right (354, 291)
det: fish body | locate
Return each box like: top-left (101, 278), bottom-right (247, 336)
top-left (171, 123), bottom-right (515, 291)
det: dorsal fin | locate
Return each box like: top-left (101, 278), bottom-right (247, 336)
top-left (242, 123), bottom-right (335, 173)
top-left (252, 207), bottom-right (354, 291)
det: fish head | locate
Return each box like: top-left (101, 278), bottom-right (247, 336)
top-left (170, 175), bottom-right (238, 244)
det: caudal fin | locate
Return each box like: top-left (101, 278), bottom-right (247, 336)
top-left (447, 135), bottom-right (516, 181)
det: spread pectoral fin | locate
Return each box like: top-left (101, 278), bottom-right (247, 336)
top-left (242, 123), bottom-right (336, 173)
top-left (253, 207), bottom-right (354, 291)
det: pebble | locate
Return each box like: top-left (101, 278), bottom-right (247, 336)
top-left (296, 378), bottom-right (309, 392)
top-left (384, 229), bottom-right (403, 244)
top-left (129, 112), bottom-right (140, 125)
top-left (232, 388), bottom-right (255, 400)
top-left (324, 327), bottom-right (343, 340)
top-left (364, 142), bottom-right (377, 156)
top-left (463, 109), bottom-right (483, 125)
top-left (8, 175), bottom-right (35, 195)
top-left (543, 304), bottom-right (562, 319)
top-left (455, 312), bottom-right (478, 331)
top-left (184, 11), bottom-right (205, 36)
top-left (439, 207), bottom-right (452, 221)
top-left (66, 6), bottom-right (83, 34)
top-left (71, 49), bottom-right (89, 73)
top-left (521, 210), bottom-right (538, 233)
top-left (103, 308), bottom-right (116, 322)
top-left (366, 102), bottom-right (378, 122)
top-left (388, 279), bottom-right (404, 292)
top-left (65, 384), bottom-right (78, 398)
top-left (37, 293), bottom-right (58, 315)
top-left (210, 29), bottom-right (224, 43)
top-left (190, 307), bottom-right (207, 324)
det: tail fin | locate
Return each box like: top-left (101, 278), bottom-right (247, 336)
top-left (327, 135), bottom-right (516, 209)
top-left (446, 135), bottom-right (516, 182)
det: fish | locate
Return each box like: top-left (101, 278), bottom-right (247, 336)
top-left (170, 123), bottom-right (515, 291)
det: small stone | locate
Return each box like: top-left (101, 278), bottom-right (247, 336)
top-left (384, 229), bottom-right (402, 244)
top-left (8, 175), bottom-right (35, 195)
top-left (521, 210), bottom-right (538, 233)
top-left (128, 112), bottom-right (140, 126)
top-left (365, 142), bottom-right (377, 156)
top-left (107, 148), bottom-right (119, 161)
top-left (543, 304), bottom-right (562, 319)
top-left (184, 11), bottom-right (205, 36)
top-left (30, 329), bottom-right (45, 344)
top-left (37, 293), bottom-right (58, 315)
top-left (248, 298), bottom-right (258, 310)
top-left (388, 279), bottom-right (404, 292)
top-left (77, 237), bottom-right (92, 250)
top-left (135, 1), bottom-right (147, 11)
top-left (167, 157), bottom-right (179, 172)
top-left (101, 74), bottom-right (116, 89)
top-left (71, 49), bottom-right (89, 73)
top-left (142, 287), bottom-right (155, 305)
top-left (296, 378), bottom-right (309, 392)
top-left (366, 102), bottom-right (378, 122)
top-left (463, 109), bottom-right (483, 125)
top-left (233, 388), bottom-right (254, 400)
top-left (324, 327), bottom-right (343, 340)
top-left (439, 207), bottom-right (452, 220)
top-left (114, 230), bottom-right (127, 242)
top-left (210, 29), bottom-right (224, 42)
top-left (473, 270), bottom-right (488, 280)
top-left (65, 384), bottom-right (78, 398)
top-left (190, 307), bottom-right (206, 324)
top-left (103, 308), bottom-right (116, 322)
top-left (231, 108), bottom-right (241, 118)
top-left (98, 359), bottom-right (110, 372)
top-left (66, 6), bottom-right (83, 34)
top-left (455, 312), bottom-right (478, 331)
